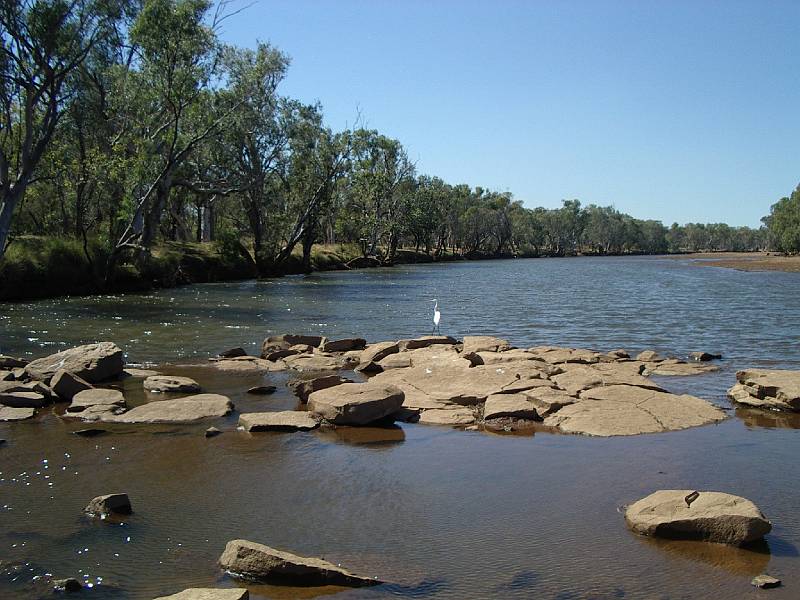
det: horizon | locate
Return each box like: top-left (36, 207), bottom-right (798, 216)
top-left (218, 0), bottom-right (800, 228)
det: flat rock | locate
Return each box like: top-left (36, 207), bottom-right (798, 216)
top-left (264, 348), bottom-right (301, 361)
top-left (51, 369), bottom-right (93, 401)
top-left (85, 493), bottom-right (132, 517)
top-left (282, 353), bottom-right (346, 372)
top-left (729, 369), bottom-right (800, 411)
top-left (625, 490), bottom-right (772, 545)
top-left (218, 539), bottom-right (381, 586)
top-left (544, 385), bottom-right (725, 436)
top-left (522, 387), bottom-right (577, 417)
top-left (397, 335), bottom-right (457, 351)
top-left (246, 385), bottom-right (276, 395)
top-left (212, 357), bottom-right (283, 372)
top-left (155, 589), bottom-right (248, 600)
top-left (356, 341), bottom-right (400, 372)
top-left (465, 349), bottom-right (539, 366)
top-left (418, 407), bottom-right (475, 425)
top-left (462, 335), bottom-right (513, 354)
top-left (25, 342), bottom-right (124, 382)
top-left (289, 375), bottom-right (352, 402)
top-left (261, 334), bottom-right (323, 356)
top-left (751, 574), bottom-right (781, 589)
top-left (0, 406), bottom-right (35, 421)
top-left (123, 367), bottom-right (161, 378)
top-left (239, 411), bottom-right (319, 432)
top-left (483, 393), bottom-right (538, 420)
top-left (319, 338), bottom-right (366, 352)
top-left (144, 375), bottom-right (202, 393)
top-left (218, 347), bottom-right (247, 358)
top-left (643, 360), bottom-right (719, 376)
top-left (0, 390), bottom-right (47, 408)
top-left (527, 346), bottom-right (601, 365)
top-left (307, 382), bottom-right (404, 425)
top-left (0, 355), bottom-right (28, 369)
top-left (73, 428), bottom-right (107, 437)
top-left (635, 350), bottom-right (664, 362)
top-left (68, 388), bottom-right (125, 412)
top-left (551, 364), bottom-right (665, 395)
top-left (104, 394), bottom-right (233, 423)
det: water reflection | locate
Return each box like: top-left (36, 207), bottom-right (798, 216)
top-left (316, 425), bottom-right (406, 447)
top-left (638, 536), bottom-right (770, 575)
top-left (736, 408), bottom-right (800, 430)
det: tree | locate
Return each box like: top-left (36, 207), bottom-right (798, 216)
top-left (763, 184), bottom-right (800, 254)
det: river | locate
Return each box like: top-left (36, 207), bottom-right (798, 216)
top-left (1, 256), bottom-right (799, 599)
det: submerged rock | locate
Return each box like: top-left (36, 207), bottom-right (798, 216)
top-left (690, 351), bottom-right (722, 362)
top-left (103, 394), bottom-right (233, 423)
top-left (73, 428), bottom-right (107, 437)
top-left (751, 574), bottom-right (781, 589)
top-left (246, 385), bottom-right (276, 395)
top-left (728, 369), bottom-right (800, 411)
top-left (205, 427), bottom-right (222, 438)
top-left (155, 589), bottom-right (249, 600)
top-left (544, 385), bottom-right (725, 436)
top-left (25, 342), bottom-right (124, 383)
top-left (624, 490), bottom-right (772, 545)
top-left (0, 406), bottom-right (35, 421)
top-left (51, 369), bottom-right (93, 401)
top-left (261, 334), bottom-right (323, 356)
top-left (85, 493), bottom-right (132, 517)
top-left (307, 382), bottom-right (404, 425)
top-left (218, 539), bottom-right (381, 586)
top-left (239, 411), bottom-right (319, 432)
top-left (144, 375), bottom-right (202, 393)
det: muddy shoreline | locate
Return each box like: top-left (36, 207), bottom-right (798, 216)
top-left (677, 252), bottom-right (800, 273)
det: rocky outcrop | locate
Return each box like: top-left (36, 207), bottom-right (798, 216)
top-left (239, 411), bottom-right (319, 432)
top-left (356, 341), bottom-right (400, 372)
top-left (261, 334), bottom-right (323, 356)
top-left (51, 369), bottom-right (93, 401)
top-left (462, 335), bottom-right (512, 354)
top-left (289, 375), bottom-right (352, 402)
top-left (635, 350), bottom-right (664, 362)
top-left (319, 337), bottom-right (366, 352)
top-left (155, 589), bottom-right (249, 600)
top-left (212, 356), bottom-right (283, 372)
top-left (307, 383), bottom-right (404, 425)
top-left (728, 369), bottom-right (800, 411)
top-left (0, 406), bottom-right (35, 421)
top-left (523, 387), bottom-right (577, 417)
top-left (218, 539), bottom-right (381, 586)
top-left (144, 375), bottom-right (202, 393)
top-left (544, 385), bottom-right (725, 436)
top-left (551, 364), bottom-right (665, 396)
top-left (418, 407), bottom-right (475, 425)
top-left (397, 335), bottom-right (457, 351)
top-left (0, 355), bottom-right (28, 369)
top-left (25, 342), bottom-right (124, 383)
top-left (527, 346), bottom-right (601, 365)
top-left (483, 394), bottom-right (538, 420)
top-left (85, 493), bottom-right (132, 517)
top-left (103, 394), bottom-right (233, 423)
top-left (0, 390), bottom-right (48, 408)
top-left (643, 360), bottom-right (719, 376)
top-left (625, 490), bottom-right (772, 545)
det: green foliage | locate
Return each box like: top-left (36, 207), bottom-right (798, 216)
top-left (763, 185), bottom-right (800, 254)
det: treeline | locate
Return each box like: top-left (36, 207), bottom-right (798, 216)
top-left (0, 1), bottom-right (792, 290)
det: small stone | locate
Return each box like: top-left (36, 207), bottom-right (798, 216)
top-left (690, 351), bottom-right (722, 362)
top-left (205, 427), bottom-right (222, 438)
top-left (751, 574), bottom-right (781, 589)
top-left (218, 347), bottom-right (247, 358)
top-left (53, 577), bottom-right (83, 592)
top-left (246, 385), bottom-right (276, 395)
top-left (85, 493), bottom-right (132, 517)
top-left (73, 428), bottom-right (107, 437)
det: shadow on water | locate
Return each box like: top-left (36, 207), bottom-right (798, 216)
top-left (637, 536), bottom-right (771, 576)
top-left (316, 424), bottom-right (406, 447)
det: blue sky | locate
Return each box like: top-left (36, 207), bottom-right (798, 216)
top-left (218, 0), bottom-right (799, 227)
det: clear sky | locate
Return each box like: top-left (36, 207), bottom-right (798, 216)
top-left (218, 0), bottom-right (800, 227)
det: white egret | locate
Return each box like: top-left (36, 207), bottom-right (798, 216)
top-left (432, 299), bottom-right (441, 334)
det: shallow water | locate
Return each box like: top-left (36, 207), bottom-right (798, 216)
top-left (1, 256), bottom-right (799, 599)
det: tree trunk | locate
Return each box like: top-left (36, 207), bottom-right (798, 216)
top-left (0, 187), bottom-right (23, 258)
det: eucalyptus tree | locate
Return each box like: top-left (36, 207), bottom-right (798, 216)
top-left (763, 184), bottom-right (800, 253)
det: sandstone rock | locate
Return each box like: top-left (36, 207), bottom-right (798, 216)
top-left (261, 334), bottom-right (323, 356)
top-left (751, 574), bottom-right (781, 589)
top-left (50, 369), bottom-right (93, 401)
top-left (380, 345), bottom-right (468, 370)
top-left (0, 406), bottom-right (35, 421)
top-left (464, 349), bottom-right (539, 366)
top-left (212, 357), bottom-right (283, 372)
top-left (122, 367), bottom-right (161, 378)
top-left (0, 390), bottom-right (47, 408)
top-left (264, 349), bottom-right (301, 361)
top-left (246, 385), bottom-right (276, 395)
top-left (356, 341), bottom-right (400, 372)
top-left (218, 539), bottom-right (381, 586)
top-left (625, 490), bottom-right (772, 545)
top-left (523, 387), bottom-right (577, 417)
top-left (544, 385), bottom-right (725, 436)
top-left (729, 369), bottom-right (800, 411)
top-left (527, 346), bottom-right (601, 365)
top-left (104, 394), bottom-right (233, 423)
top-left (635, 350), bottom-right (664, 362)
top-left (144, 375), bottom-right (202, 393)
top-left (376, 353), bottom-right (413, 370)
top-left (319, 338), bottom-right (367, 353)
top-left (551, 364), bottom-right (665, 396)
top-left (289, 375), bottom-right (351, 402)
top-left (690, 351), bottom-right (722, 362)
top-left (397, 335), bottom-right (457, 351)
top-left (643, 359), bottom-right (719, 376)
top-left (68, 388), bottom-right (125, 412)
top-left (0, 370), bottom-right (13, 381)
top-left (239, 411), bottom-right (319, 432)
top-left (607, 349), bottom-right (630, 359)
top-left (73, 428), bottom-right (107, 437)
top-left (461, 335), bottom-right (513, 354)
top-left (483, 394), bottom-right (538, 420)
top-left (85, 493), bottom-right (132, 517)
top-left (205, 427), bottom-right (222, 438)
top-left (25, 342), bottom-right (124, 383)
top-left (418, 407), bottom-right (475, 425)
top-left (0, 355), bottom-right (28, 369)
top-left (307, 383), bottom-right (404, 425)
top-left (218, 347), bottom-right (247, 358)
top-left (155, 589), bottom-right (249, 600)
top-left (282, 353), bottom-right (345, 372)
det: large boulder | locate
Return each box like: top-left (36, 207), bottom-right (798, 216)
top-left (144, 375), bottom-right (201, 394)
top-left (50, 370), bottom-right (93, 401)
top-left (543, 385), bottom-right (725, 436)
top-left (0, 406), bottom-right (35, 421)
top-left (289, 375), bottom-right (352, 402)
top-left (625, 490), bottom-right (772, 545)
top-left (728, 369), bottom-right (800, 411)
top-left (218, 539), bottom-right (381, 586)
top-left (462, 335), bottom-right (512, 354)
top-left (25, 342), bottom-right (124, 383)
top-left (85, 493), bottom-right (132, 517)
top-left (261, 335), bottom-right (323, 357)
top-left (307, 383), bottom-right (404, 425)
top-left (239, 411), bottom-right (319, 432)
top-left (155, 589), bottom-right (248, 600)
top-left (104, 394), bottom-right (233, 423)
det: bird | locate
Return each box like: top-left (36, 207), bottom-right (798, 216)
top-left (432, 299), bottom-right (441, 335)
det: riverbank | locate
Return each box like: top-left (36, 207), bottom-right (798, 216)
top-left (678, 252), bottom-right (800, 273)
